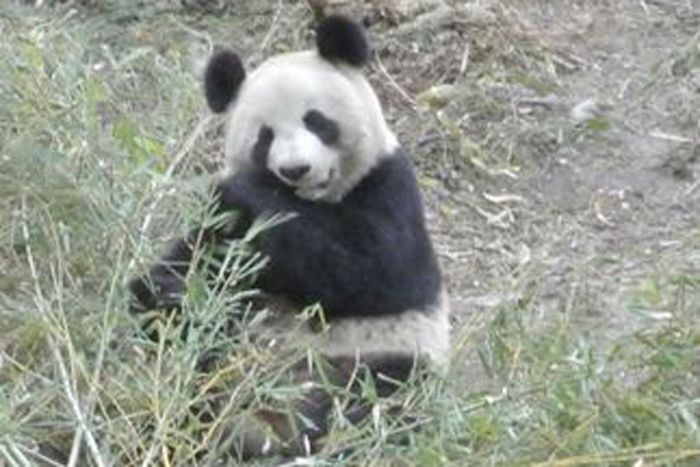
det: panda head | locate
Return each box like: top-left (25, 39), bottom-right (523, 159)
top-left (204, 15), bottom-right (398, 202)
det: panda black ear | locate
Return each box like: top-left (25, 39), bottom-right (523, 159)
top-left (316, 15), bottom-right (370, 67)
top-left (204, 49), bottom-right (246, 113)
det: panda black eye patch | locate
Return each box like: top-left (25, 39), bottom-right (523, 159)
top-left (252, 125), bottom-right (274, 167)
top-left (303, 110), bottom-right (340, 145)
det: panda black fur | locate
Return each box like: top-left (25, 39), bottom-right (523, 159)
top-left (129, 15), bottom-right (450, 459)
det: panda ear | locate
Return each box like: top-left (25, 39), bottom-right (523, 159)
top-left (204, 49), bottom-right (246, 113)
top-left (315, 15), bottom-right (370, 67)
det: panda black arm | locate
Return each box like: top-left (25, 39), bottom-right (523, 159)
top-left (128, 210), bottom-right (253, 314)
top-left (216, 153), bottom-right (442, 318)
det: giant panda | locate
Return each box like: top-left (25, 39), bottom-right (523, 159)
top-left (128, 15), bottom-right (450, 459)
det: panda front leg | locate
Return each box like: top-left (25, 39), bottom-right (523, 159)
top-left (127, 171), bottom-right (263, 325)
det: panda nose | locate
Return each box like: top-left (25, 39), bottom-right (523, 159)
top-left (279, 164), bottom-right (311, 182)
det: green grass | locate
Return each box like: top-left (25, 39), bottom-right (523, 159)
top-left (1, 2), bottom-right (699, 466)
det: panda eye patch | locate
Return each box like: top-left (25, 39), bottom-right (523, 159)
top-left (303, 110), bottom-right (340, 145)
top-left (252, 125), bottom-right (274, 167)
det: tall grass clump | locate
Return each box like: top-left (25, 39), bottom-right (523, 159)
top-left (1, 2), bottom-right (699, 466)
top-left (0, 2), bottom-right (255, 464)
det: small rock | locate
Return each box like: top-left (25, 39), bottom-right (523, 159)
top-left (570, 98), bottom-right (602, 122)
top-left (417, 84), bottom-right (460, 110)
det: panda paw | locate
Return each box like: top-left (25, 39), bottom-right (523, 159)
top-left (127, 267), bottom-right (184, 315)
top-left (216, 170), bottom-right (292, 215)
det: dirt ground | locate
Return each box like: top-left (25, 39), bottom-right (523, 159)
top-left (329, 0), bottom-right (700, 387)
top-left (443, 1), bottom-right (696, 381)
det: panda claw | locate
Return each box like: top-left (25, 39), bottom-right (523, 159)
top-left (127, 270), bottom-right (184, 314)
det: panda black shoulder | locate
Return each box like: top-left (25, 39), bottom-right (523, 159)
top-left (347, 149), bottom-right (425, 215)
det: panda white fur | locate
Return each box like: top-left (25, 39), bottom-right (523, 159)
top-left (129, 15), bottom-right (449, 459)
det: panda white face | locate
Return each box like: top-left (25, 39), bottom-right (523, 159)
top-left (220, 51), bottom-right (396, 202)
top-left (205, 15), bottom-right (399, 202)
top-left (243, 111), bottom-right (339, 202)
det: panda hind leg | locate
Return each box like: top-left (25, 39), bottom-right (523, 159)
top-left (219, 354), bottom-right (419, 460)
top-left (280, 354), bottom-right (420, 455)
top-left (216, 388), bottom-right (332, 460)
